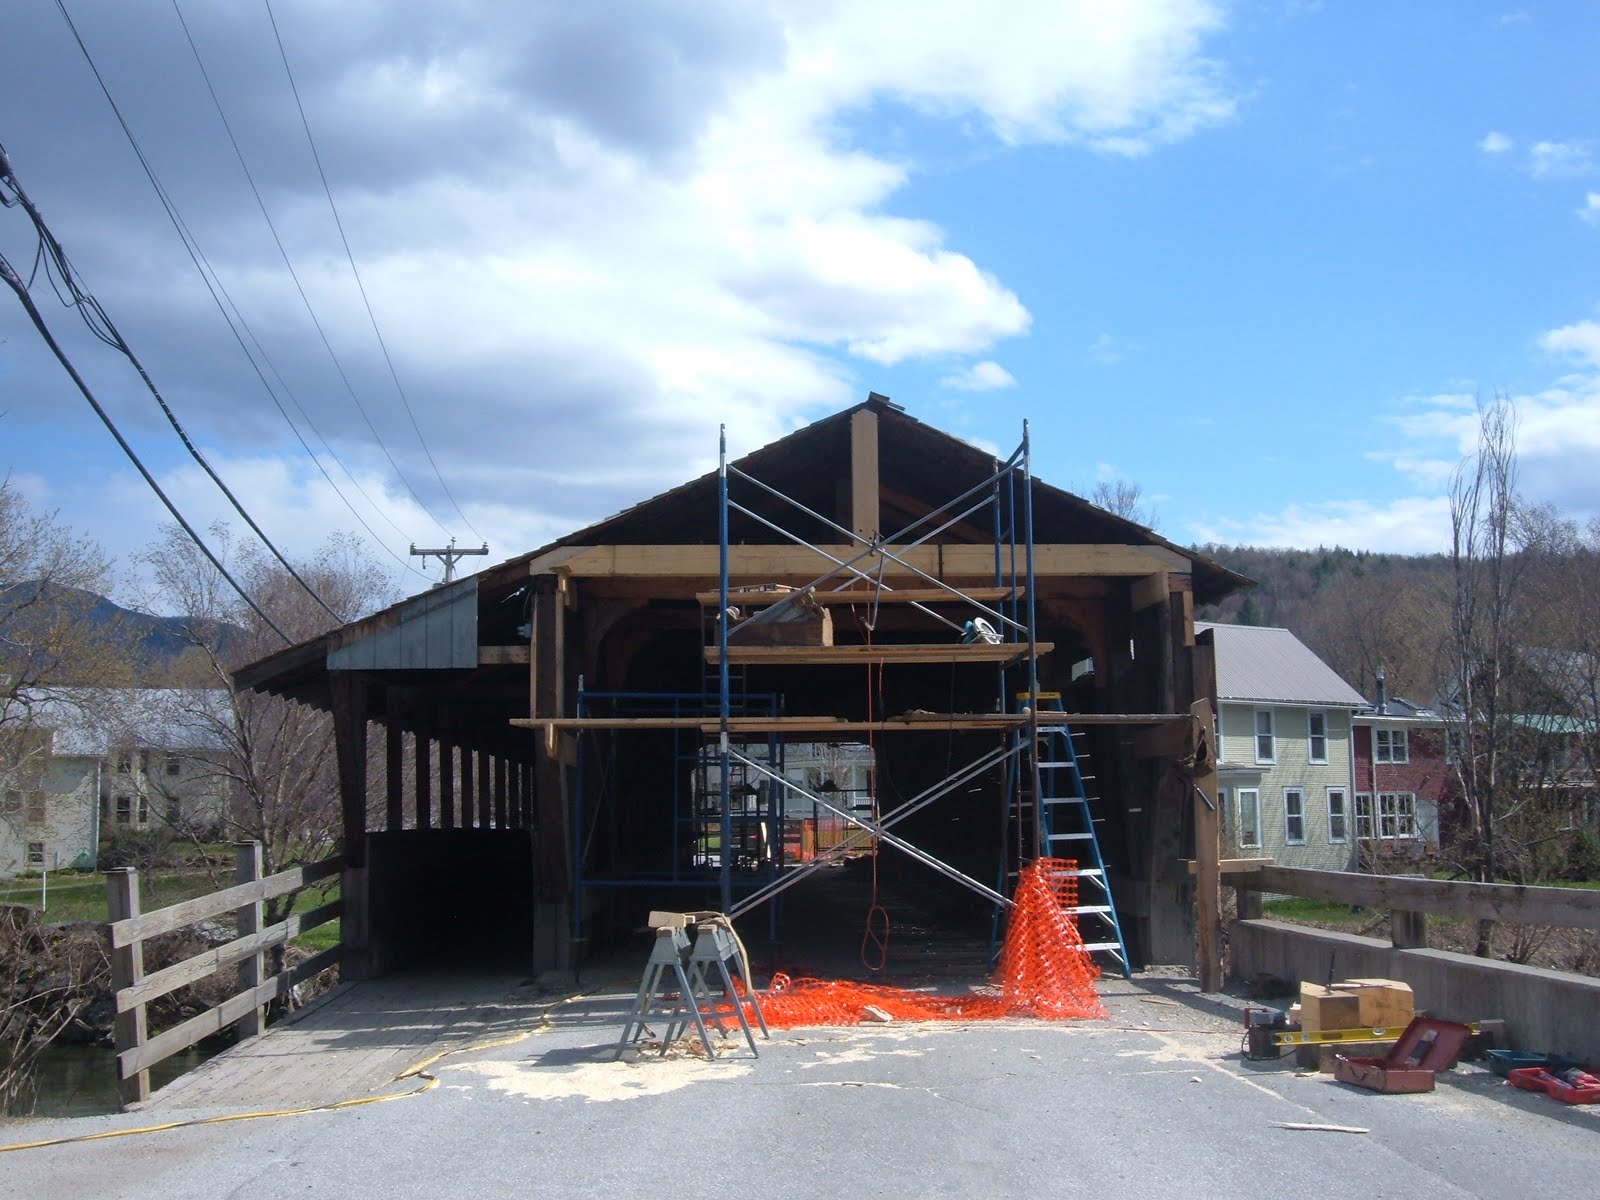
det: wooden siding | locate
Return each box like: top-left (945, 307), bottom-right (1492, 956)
top-left (328, 579), bottom-right (479, 672)
top-left (1218, 702), bottom-right (1357, 871)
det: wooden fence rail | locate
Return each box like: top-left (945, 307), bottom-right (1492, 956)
top-left (1225, 863), bottom-right (1600, 952)
top-left (105, 843), bottom-right (343, 1106)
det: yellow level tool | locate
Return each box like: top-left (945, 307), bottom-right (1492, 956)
top-left (1273, 1022), bottom-right (1479, 1047)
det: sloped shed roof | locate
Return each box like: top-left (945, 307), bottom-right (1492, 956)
top-left (1198, 622), bottom-right (1366, 706)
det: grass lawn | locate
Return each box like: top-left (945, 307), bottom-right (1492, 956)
top-left (0, 869), bottom-right (342, 950)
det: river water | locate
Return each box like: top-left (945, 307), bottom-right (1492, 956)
top-left (11, 1042), bottom-right (216, 1119)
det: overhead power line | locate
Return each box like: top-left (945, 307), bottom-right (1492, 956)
top-left (0, 247), bottom-right (291, 646)
top-left (49, 0), bottom-right (433, 582)
top-left (0, 142), bottom-right (343, 624)
top-left (259, 0), bottom-right (485, 543)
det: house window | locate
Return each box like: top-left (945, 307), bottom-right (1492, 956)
top-left (1327, 788), bottom-right (1348, 843)
top-left (137, 795), bottom-right (149, 825)
top-left (165, 754), bottom-right (182, 777)
top-left (139, 751), bottom-right (151, 774)
top-left (167, 797), bottom-right (182, 825)
top-left (1379, 792), bottom-right (1416, 839)
top-left (116, 753), bottom-right (132, 774)
top-left (1254, 709), bottom-right (1275, 764)
top-left (1218, 788), bottom-right (1230, 844)
top-left (1, 790), bottom-right (20, 815)
top-left (1308, 711), bottom-right (1328, 764)
top-left (1375, 728), bottom-right (1409, 764)
top-left (1237, 788), bottom-right (1262, 849)
top-left (1284, 788), bottom-right (1306, 845)
top-left (26, 792), bottom-right (46, 824)
top-left (116, 795), bottom-right (131, 824)
top-left (1355, 793), bottom-right (1374, 840)
top-left (26, 842), bottom-right (45, 866)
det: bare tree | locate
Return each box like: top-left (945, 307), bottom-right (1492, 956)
top-left (135, 524), bottom-right (393, 917)
top-left (1091, 478), bottom-right (1156, 528)
top-left (1442, 398), bottom-right (1573, 951)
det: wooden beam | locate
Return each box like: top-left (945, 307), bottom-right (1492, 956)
top-left (851, 408), bottom-right (879, 543)
top-left (705, 641), bottom-right (1052, 666)
top-left (479, 645), bottom-right (531, 665)
top-left (1236, 866), bottom-right (1600, 930)
top-left (696, 586), bottom-right (1023, 606)
top-left (1131, 571), bottom-right (1169, 610)
top-left (527, 543), bottom-right (1187, 581)
top-left (1131, 717), bottom-right (1192, 760)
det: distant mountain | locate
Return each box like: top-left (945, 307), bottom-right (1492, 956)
top-left (0, 582), bottom-right (245, 681)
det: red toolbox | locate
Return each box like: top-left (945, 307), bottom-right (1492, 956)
top-left (1333, 1017), bottom-right (1474, 1094)
top-left (1507, 1066), bottom-right (1600, 1105)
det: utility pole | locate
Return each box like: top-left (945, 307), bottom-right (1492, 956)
top-left (410, 538), bottom-right (488, 586)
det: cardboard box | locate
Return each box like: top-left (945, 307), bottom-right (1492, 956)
top-left (1333, 1017), bottom-right (1474, 1094)
top-left (1332, 978), bottom-right (1415, 1031)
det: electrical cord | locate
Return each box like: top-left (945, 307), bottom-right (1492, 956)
top-left (0, 1026), bottom-right (536, 1156)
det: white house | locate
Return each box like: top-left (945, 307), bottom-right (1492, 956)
top-left (1200, 623), bottom-right (1367, 871)
top-left (0, 689), bottom-right (232, 878)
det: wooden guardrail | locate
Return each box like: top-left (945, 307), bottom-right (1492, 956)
top-left (1225, 863), bottom-right (1600, 951)
top-left (105, 843), bottom-right (343, 1106)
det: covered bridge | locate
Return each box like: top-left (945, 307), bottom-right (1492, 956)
top-left (235, 396), bottom-right (1247, 984)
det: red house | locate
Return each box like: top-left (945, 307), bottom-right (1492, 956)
top-left (1350, 678), bottom-right (1452, 864)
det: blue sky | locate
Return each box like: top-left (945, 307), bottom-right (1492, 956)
top-left (2, 1), bottom-right (1599, 607)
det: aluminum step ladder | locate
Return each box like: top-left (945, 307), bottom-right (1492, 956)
top-left (1023, 692), bottom-right (1130, 979)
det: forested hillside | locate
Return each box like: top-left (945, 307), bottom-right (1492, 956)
top-left (1194, 544), bottom-right (1456, 705)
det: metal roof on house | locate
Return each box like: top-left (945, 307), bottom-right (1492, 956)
top-left (1197, 622), bottom-right (1366, 707)
top-left (21, 688), bottom-right (231, 757)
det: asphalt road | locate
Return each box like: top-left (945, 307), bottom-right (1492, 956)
top-left (3, 977), bottom-right (1595, 1199)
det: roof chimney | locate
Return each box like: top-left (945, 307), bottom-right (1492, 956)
top-left (1376, 667), bottom-right (1388, 715)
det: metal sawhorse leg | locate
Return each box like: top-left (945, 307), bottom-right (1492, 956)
top-left (667, 921), bottom-right (769, 1058)
top-left (614, 926), bottom-right (717, 1060)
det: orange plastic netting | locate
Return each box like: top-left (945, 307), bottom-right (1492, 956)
top-left (747, 858), bottom-right (1107, 1029)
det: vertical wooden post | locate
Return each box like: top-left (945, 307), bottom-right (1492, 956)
top-left (1236, 882), bottom-right (1263, 921)
top-left (531, 575), bottom-right (572, 970)
top-left (235, 841), bottom-right (265, 1040)
top-left (459, 740), bottom-right (475, 828)
top-left (1391, 878), bottom-right (1428, 948)
top-left (850, 407), bottom-right (879, 544)
top-left (105, 867), bottom-right (149, 1106)
top-left (415, 719), bottom-right (433, 830)
top-left (440, 737), bottom-right (456, 830)
top-left (477, 746), bottom-right (492, 829)
top-left (330, 672), bottom-right (369, 870)
top-left (494, 754), bottom-right (508, 828)
top-left (385, 709), bottom-right (403, 832)
top-left (1191, 624), bottom-right (1222, 993)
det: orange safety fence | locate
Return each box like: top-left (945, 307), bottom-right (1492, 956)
top-left (731, 858), bottom-right (1107, 1030)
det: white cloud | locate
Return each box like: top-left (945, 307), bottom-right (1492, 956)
top-left (938, 360), bottom-right (1017, 391)
top-left (0, 0), bottom-right (1241, 580)
top-left (1540, 319), bottom-right (1600, 368)
top-left (1582, 193), bottom-right (1600, 224)
top-left (1087, 332), bottom-right (1132, 364)
top-left (1530, 139), bottom-right (1596, 178)
top-left (1187, 496), bottom-right (1454, 555)
top-left (1479, 131), bottom-right (1514, 154)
